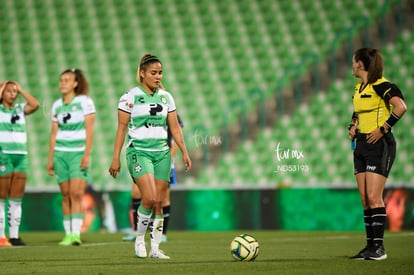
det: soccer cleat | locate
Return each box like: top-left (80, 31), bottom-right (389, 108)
top-left (9, 238), bottom-right (26, 246)
top-left (59, 234), bottom-right (73, 246)
top-left (350, 246), bottom-right (370, 260)
top-left (135, 241), bottom-right (147, 258)
top-left (149, 249), bottom-right (170, 259)
top-left (0, 237), bottom-right (12, 247)
top-left (71, 234), bottom-right (82, 246)
top-left (122, 233), bottom-right (137, 242)
top-left (161, 234), bottom-right (168, 243)
top-left (365, 245), bottom-right (387, 261)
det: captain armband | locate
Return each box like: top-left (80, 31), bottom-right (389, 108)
top-left (385, 112), bottom-right (400, 128)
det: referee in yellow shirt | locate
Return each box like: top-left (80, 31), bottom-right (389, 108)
top-left (348, 48), bottom-right (407, 260)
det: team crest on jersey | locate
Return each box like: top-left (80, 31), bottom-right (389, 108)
top-left (160, 95), bottom-right (167, 104)
top-left (126, 101), bottom-right (133, 108)
top-left (0, 164), bottom-right (6, 173)
top-left (134, 164), bottom-right (142, 173)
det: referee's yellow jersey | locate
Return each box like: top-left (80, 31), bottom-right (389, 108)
top-left (353, 77), bottom-right (393, 134)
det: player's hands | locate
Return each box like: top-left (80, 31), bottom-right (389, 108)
top-left (80, 155), bottom-right (90, 170)
top-left (47, 161), bottom-right (54, 176)
top-left (367, 129), bottom-right (383, 144)
top-left (183, 153), bottom-right (192, 172)
top-left (348, 125), bottom-right (357, 140)
top-left (0, 81), bottom-right (7, 98)
top-left (13, 81), bottom-right (22, 93)
top-left (108, 159), bottom-right (121, 178)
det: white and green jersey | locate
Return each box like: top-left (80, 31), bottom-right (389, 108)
top-left (51, 95), bottom-right (95, 152)
top-left (0, 103), bottom-right (27, 154)
top-left (118, 86), bottom-right (176, 151)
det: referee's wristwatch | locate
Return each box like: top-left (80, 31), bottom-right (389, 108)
top-left (380, 126), bottom-right (389, 135)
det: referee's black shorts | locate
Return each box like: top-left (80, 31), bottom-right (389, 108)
top-left (353, 132), bottom-right (396, 178)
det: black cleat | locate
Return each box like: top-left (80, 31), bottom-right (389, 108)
top-left (365, 245), bottom-right (387, 261)
top-left (350, 246), bottom-right (370, 260)
top-left (9, 238), bottom-right (26, 246)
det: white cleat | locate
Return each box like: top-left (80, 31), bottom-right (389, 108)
top-left (149, 250), bottom-right (170, 259)
top-left (135, 242), bottom-right (147, 258)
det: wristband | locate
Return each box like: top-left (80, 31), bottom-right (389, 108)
top-left (385, 112), bottom-right (400, 128)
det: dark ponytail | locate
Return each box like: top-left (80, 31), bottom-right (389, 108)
top-left (354, 48), bottom-right (383, 84)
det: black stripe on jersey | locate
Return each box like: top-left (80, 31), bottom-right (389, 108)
top-left (118, 108), bottom-right (131, 114)
top-left (373, 81), bottom-right (404, 110)
top-left (373, 82), bottom-right (404, 100)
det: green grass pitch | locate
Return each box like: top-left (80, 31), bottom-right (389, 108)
top-left (0, 231), bottom-right (413, 274)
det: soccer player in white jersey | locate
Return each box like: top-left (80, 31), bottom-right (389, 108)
top-left (122, 115), bottom-right (184, 243)
top-left (47, 69), bottom-right (95, 246)
top-left (109, 54), bottom-right (191, 259)
top-left (0, 81), bottom-right (39, 246)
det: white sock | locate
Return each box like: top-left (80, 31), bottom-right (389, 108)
top-left (135, 206), bottom-right (152, 243)
top-left (8, 199), bottom-right (22, 239)
top-left (0, 200), bottom-right (5, 238)
top-left (150, 216), bottom-right (164, 252)
top-left (63, 215), bottom-right (71, 235)
top-left (71, 214), bottom-right (84, 236)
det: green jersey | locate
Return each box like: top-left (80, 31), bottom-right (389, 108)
top-left (0, 103), bottom-right (27, 154)
top-left (118, 86), bottom-right (176, 151)
top-left (51, 95), bottom-right (95, 152)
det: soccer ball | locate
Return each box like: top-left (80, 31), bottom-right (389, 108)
top-left (230, 234), bottom-right (259, 261)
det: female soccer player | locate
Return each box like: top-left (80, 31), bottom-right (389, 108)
top-left (47, 69), bottom-right (95, 246)
top-left (109, 54), bottom-right (191, 259)
top-left (123, 115), bottom-right (184, 242)
top-left (348, 48), bottom-right (407, 260)
top-left (0, 81), bottom-right (39, 247)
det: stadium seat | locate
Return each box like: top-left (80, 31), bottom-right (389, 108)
top-left (1, 0), bottom-right (410, 188)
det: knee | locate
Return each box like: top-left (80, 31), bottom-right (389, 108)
top-left (141, 197), bottom-right (154, 209)
top-left (61, 192), bottom-right (70, 203)
top-left (367, 195), bottom-right (384, 208)
top-left (70, 189), bottom-right (84, 201)
top-left (150, 197), bottom-right (163, 208)
top-left (154, 197), bottom-right (162, 208)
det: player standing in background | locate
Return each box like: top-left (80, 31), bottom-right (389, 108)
top-left (0, 81), bottom-right (39, 247)
top-left (109, 54), bottom-right (191, 259)
top-left (123, 115), bottom-right (184, 242)
top-left (348, 48), bottom-right (407, 260)
top-left (47, 69), bottom-right (96, 246)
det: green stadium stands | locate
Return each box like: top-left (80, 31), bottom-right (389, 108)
top-left (0, 0), bottom-right (410, 188)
